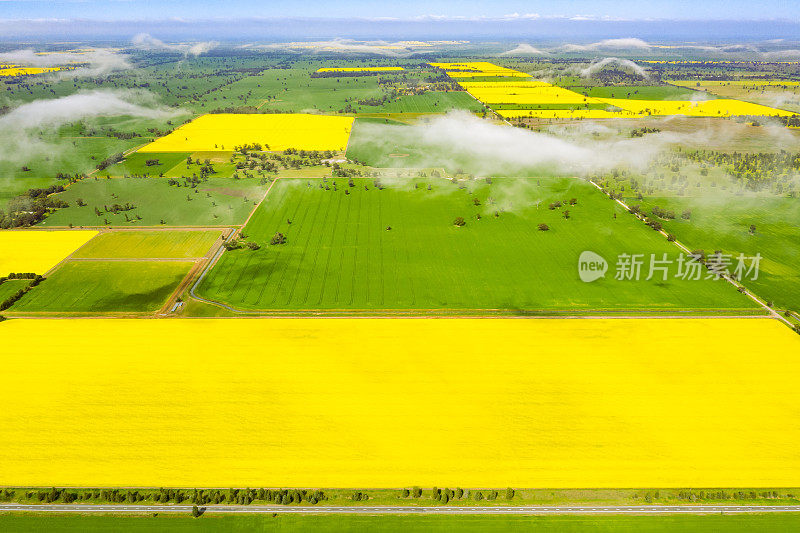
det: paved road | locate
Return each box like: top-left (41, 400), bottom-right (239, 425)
top-left (0, 504), bottom-right (798, 514)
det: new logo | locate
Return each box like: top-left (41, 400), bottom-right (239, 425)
top-left (578, 251), bottom-right (608, 283)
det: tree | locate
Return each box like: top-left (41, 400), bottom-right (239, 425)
top-left (749, 224), bottom-right (757, 234)
top-left (270, 232), bottom-right (287, 245)
top-left (538, 223), bottom-right (549, 231)
top-left (453, 217), bottom-right (466, 227)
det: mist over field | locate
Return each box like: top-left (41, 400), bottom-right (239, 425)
top-left (351, 111), bottom-right (726, 177)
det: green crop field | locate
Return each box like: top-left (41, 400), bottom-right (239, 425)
top-left (99, 152), bottom-right (191, 177)
top-left (0, 136), bottom-right (146, 204)
top-left (561, 86), bottom-right (711, 100)
top-left (37, 177), bottom-right (266, 228)
top-left (377, 91), bottom-right (484, 113)
top-left (193, 66), bottom-right (385, 114)
top-left (195, 176), bottom-right (758, 313)
top-left (72, 230), bottom-right (223, 259)
top-left (9, 260), bottom-right (192, 313)
top-left (346, 120), bottom-right (464, 168)
top-left (628, 195), bottom-right (800, 311)
top-left (0, 513), bottom-right (797, 532)
top-left (0, 280), bottom-right (31, 302)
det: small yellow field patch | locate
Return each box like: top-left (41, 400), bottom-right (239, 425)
top-left (1, 317), bottom-right (799, 488)
top-left (459, 81), bottom-right (553, 89)
top-left (316, 67), bottom-right (404, 72)
top-left (0, 66), bottom-right (60, 77)
top-left (139, 113), bottom-right (355, 152)
top-left (430, 61), bottom-right (530, 78)
top-left (0, 230), bottom-right (98, 276)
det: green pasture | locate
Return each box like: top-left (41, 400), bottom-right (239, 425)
top-left (196, 176), bottom-right (758, 313)
top-left (629, 194), bottom-right (800, 311)
top-left (38, 177), bottom-right (266, 227)
top-left (9, 260), bottom-right (192, 313)
top-left (72, 230), bottom-right (223, 259)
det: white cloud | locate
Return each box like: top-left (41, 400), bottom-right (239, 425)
top-left (249, 39), bottom-right (407, 56)
top-left (578, 57), bottom-right (648, 78)
top-left (500, 43), bottom-right (548, 56)
top-left (0, 90), bottom-right (183, 164)
top-left (356, 111), bottom-right (678, 177)
top-left (0, 48), bottom-right (130, 76)
top-left (561, 38), bottom-right (652, 52)
top-left (132, 33), bottom-right (219, 57)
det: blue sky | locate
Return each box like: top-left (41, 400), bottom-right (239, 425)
top-left (2, 0), bottom-right (800, 21)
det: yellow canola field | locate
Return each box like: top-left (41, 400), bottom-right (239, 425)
top-left (139, 113), bottom-right (355, 152)
top-left (598, 98), bottom-right (794, 117)
top-left (316, 67), bottom-right (404, 72)
top-left (459, 81), bottom-right (553, 88)
top-left (0, 66), bottom-right (60, 77)
top-left (0, 230), bottom-right (97, 276)
top-left (429, 61), bottom-right (531, 77)
top-left (1, 317), bottom-right (799, 488)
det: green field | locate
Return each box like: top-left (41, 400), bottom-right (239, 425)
top-left (99, 152), bottom-right (191, 177)
top-left (0, 136), bottom-right (146, 204)
top-left (0, 513), bottom-right (797, 532)
top-left (0, 280), bottom-right (31, 302)
top-left (37, 177), bottom-right (266, 228)
top-left (346, 119), bottom-right (470, 169)
top-left (377, 91), bottom-right (484, 113)
top-left (72, 230), bottom-right (222, 259)
top-left (562, 86), bottom-right (712, 100)
top-left (10, 260), bottom-right (192, 313)
top-left (195, 66), bottom-right (384, 114)
top-left (628, 195), bottom-right (800, 311)
top-left (196, 177), bottom-right (758, 313)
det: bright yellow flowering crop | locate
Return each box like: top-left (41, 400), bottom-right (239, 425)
top-left (0, 230), bottom-right (98, 276)
top-left (139, 113), bottom-right (355, 152)
top-left (1, 317), bottom-right (798, 488)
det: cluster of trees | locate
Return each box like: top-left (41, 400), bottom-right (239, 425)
top-left (684, 149), bottom-right (800, 191)
top-left (630, 127), bottom-right (661, 137)
top-left (311, 70), bottom-right (387, 78)
top-left (270, 232), bottom-right (287, 245)
top-left (427, 487), bottom-right (516, 503)
top-left (0, 487), bottom-right (328, 506)
top-left (650, 205), bottom-right (676, 220)
top-left (0, 186), bottom-right (69, 228)
top-left (777, 115), bottom-right (800, 127)
top-left (332, 163), bottom-right (365, 178)
top-left (209, 105), bottom-right (260, 114)
top-left (676, 490), bottom-right (784, 502)
top-left (96, 152), bottom-right (124, 171)
top-left (223, 237), bottom-right (261, 251)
